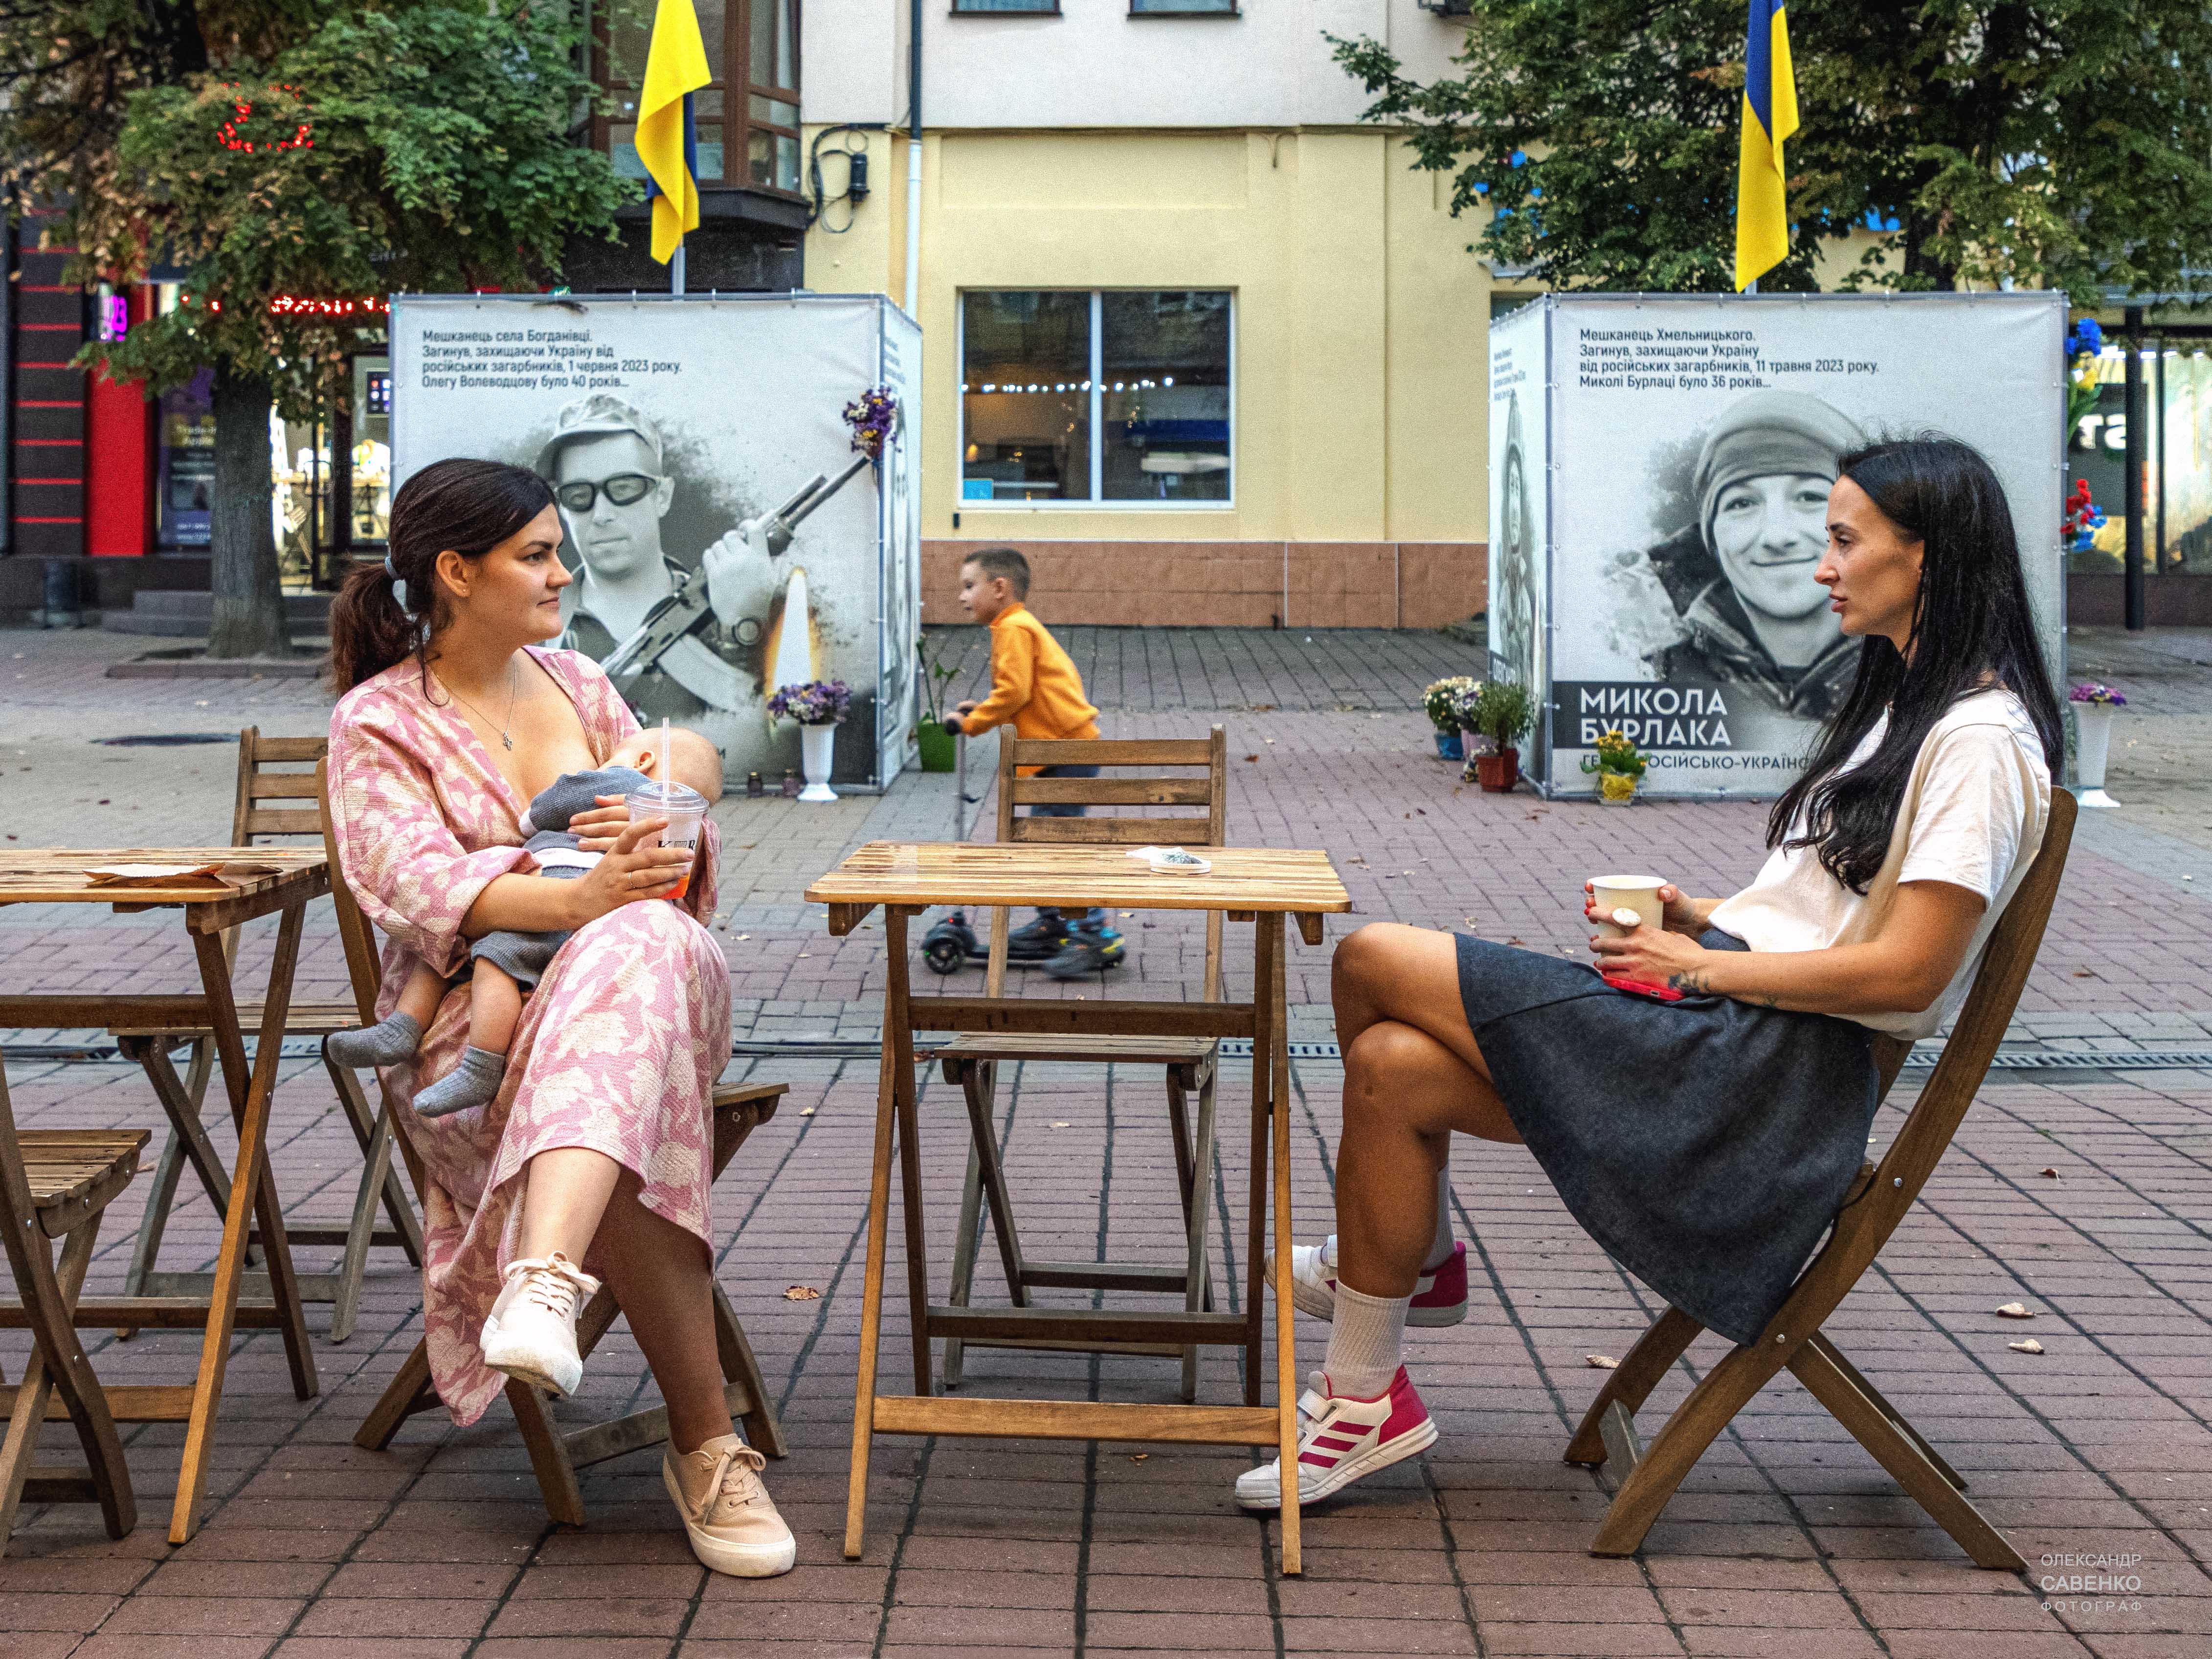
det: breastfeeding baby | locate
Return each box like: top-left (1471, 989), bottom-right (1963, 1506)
top-left (327, 726), bottom-right (723, 1116)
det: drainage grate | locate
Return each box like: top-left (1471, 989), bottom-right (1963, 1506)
top-left (93, 732), bottom-right (237, 747)
top-left (7, 1035), bottom-right (2212, 1072)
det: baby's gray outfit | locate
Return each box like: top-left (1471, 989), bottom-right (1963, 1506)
top-left (470, 765), bottom-right (649, 986)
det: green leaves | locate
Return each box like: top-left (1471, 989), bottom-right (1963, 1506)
top-left (1332, 0), bottom-right (2212, 303)
top-left (5, 0), bottom-right (636, 407)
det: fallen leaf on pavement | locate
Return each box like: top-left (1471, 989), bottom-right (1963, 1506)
top-left (1996, 1302), bottom-right (2034, 1319)
top-left (1245, 754), bottom-right (1260, 762)
top-left (2040, 1167), bottom-right (2059, 1178)
top-left (1051, 1121), bottom-right (1071, 1128)
top-left (783, 1285), bottom-right (821, 1301)
top-left (2008, 1339), bottom-right (2044, 1354)
top-left (799, 1106), bottom-right (816, 1117)
top-left (1585, 1354), bottom-right (1618, 1369)
top-left (1128, 1453), bottom-right (1149, 1462)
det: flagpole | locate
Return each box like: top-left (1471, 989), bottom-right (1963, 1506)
top-left (672, 243), bottom-right (685, 297)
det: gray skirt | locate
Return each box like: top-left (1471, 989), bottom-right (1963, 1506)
top-left (1456, 930), bottom-right (1877, 1345)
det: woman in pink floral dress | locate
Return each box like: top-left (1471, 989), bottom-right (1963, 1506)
top-left (324, 458), bottom-right (793, 1577)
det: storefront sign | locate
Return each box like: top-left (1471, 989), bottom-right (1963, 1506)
top-left (1491, 292), bottom-right (2066, 799)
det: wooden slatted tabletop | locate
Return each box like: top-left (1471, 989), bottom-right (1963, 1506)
top-left (805, 842), bottom-right (1350, 918)
top-left (0, 848), bottom-right (327, 908)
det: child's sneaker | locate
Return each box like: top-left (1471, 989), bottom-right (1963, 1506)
top-left (1006, 914), bottom-right (1073, 960)
top-left (480, 1253), bottom-right (599, 1398)
top-left (1234, 1367), bottom-right (1436, 1510)
top-left (1044, 924), bottom-right (1125, 981)
top-left (1270, 1237), bottom-right (1469, 1327)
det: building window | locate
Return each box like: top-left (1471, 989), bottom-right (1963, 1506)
top-left (952, 0), bottom-right (1060, 11)
top-left (961, 291), bottom-right (1232, 506)
top-left (602, 0), bottom-right (800, 196)
top-left (1129, 0), bottom-right (1238, 13)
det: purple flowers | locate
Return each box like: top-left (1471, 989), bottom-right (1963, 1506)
top-left (842, 387), bottom-right (898, 460)
top-left (769, 679), bottom-right (852, 725)
top-left (2069, 682), bottom-right (2126, 707)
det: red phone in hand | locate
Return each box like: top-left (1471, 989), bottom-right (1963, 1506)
top-left (1602, 973), bottom-right (1685, 1003)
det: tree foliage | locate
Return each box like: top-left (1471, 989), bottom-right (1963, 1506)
top-left (0, 0), bottom-right (636, 652)
top-left (1333, 0), bottom-right (2212, 303)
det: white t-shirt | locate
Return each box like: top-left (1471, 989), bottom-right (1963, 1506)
top-left (1707, 689), bottom-right (2050, 1040)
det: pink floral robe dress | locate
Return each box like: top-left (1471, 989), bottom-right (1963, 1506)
top-left (328, 647), bottom-right (732, 1426)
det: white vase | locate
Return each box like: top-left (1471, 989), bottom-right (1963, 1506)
top-left (799, 723), bottom-right (838, 802)
top-left (2072, 704), bottom-right (2119, 808)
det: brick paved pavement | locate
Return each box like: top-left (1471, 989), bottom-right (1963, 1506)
top-left (1, 624), bottom-right (2210, 1656)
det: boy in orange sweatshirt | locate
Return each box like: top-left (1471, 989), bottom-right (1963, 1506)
top-left (941, 547), bottom-right (1124, 978)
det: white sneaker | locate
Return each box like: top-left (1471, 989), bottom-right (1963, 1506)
top-left (664, 1433), bottom-right (797, 1577)
top-left (1234, 1367), bottom-right (1437, 1510)
top-left (1269, 1235), bottom-right (1470, 1326)
top-left (480, 1252), bottom-right (599, 1398)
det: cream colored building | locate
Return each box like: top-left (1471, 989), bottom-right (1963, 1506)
top-left (802, 0), bottom-right (1511, 627)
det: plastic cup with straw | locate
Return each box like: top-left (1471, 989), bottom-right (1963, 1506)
top-left (626, 716), bottom-right (708, 901)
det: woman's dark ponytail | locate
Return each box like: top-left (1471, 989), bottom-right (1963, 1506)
top-left (327, 458), bottom-right (558, 693)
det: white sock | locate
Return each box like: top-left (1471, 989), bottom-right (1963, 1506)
top-left (1323, 1283), bottom-right (1409, 1401)
top-left (1425, 1164), bottom-right (1456, 1272)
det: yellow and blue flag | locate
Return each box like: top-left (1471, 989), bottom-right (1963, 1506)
top-left (637, 0), bottom-right (712, 265)
top-left (1734, 0), bottom-right (1798, 291)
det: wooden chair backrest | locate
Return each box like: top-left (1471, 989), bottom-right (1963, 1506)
top-left (317, 758), bottom-right (428, 1198)
top-left (984, 728), bottom-right (1229, 1000)
top-left (232, 728), bottom-right (330, 844)
top-left (1801, 786), bottom-right (2077, 1322)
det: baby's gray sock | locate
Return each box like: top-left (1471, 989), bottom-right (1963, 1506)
top-left (414, 1046), bottom-right (508, 1118)
top-left (325, 1011), bottom-right (423, 1070)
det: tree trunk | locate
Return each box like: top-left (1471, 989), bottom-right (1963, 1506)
top-left (206, 367), bottom-right (293, 658)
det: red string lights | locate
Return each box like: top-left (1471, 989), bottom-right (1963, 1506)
top-left (216, 85), bottom-right (314, 153)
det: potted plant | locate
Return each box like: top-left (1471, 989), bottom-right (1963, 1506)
top-left (1465, 680), bottom-right (1533, 792)
top-left (1424, 676), bottom-right (1480, 760)
top-left (2069, 681), bottom-right (2125, 808)
top-left (769, 679), bottom-right (852, 802)
top-left (914, 633), bottom-right (961, 772)
top-left (1580, 727), bottom-right (1649, 805)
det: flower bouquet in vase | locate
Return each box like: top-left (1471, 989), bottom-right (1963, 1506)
top-left (2069, 682), bottom-right (2125, 808)
top-left (1580, 728), bottom-right (1649, 805)
top-left (769, 679), bottom-right (851, 802)
top-left (1465, 681), bottom-right (1533, 792)
top-left (1423, 677), bottom-right (1479, 761)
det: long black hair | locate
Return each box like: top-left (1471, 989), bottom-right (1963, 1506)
top-left (328, 459), bottom-right (556, 693)
top-left (1766, 436), bottom-right (2062, 892)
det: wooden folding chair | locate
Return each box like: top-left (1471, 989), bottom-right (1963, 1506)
top-left (316, 763), bottom-right (790, 1523)
top-left (1566, 788), bottom-right (2078, 1569)
top-left (0, 1084), bottom-right (149, 1555)
top-left (935, 727), bottom-right (1231, 1401)
top-left (109, 729), bottom-right (421, 1344)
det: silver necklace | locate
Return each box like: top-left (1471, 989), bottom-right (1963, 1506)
top-left (440, 658), bottom-right (520, 750)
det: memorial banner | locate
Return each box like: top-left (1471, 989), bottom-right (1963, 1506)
top-left (1501, 293), bottom-right (2065, 798)
top-left (390, 293), bottom-right (922, 791)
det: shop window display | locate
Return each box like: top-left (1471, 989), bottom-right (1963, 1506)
top-left (960, 289), bottom-right (1232, 505)
top-left (2067, 344), bottom-right (2212, 576)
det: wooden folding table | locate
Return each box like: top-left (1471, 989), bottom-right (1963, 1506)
top-left (805, 841), bottom-right (1348, 1574)
top-left (0, 849), bottom-right (325, 1543)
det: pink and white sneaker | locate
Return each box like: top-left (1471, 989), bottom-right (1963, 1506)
top-left (1234, 1367), bottom-right (1437, 1510)
top-left (1270, 1236), bottom-right (1469, 1327)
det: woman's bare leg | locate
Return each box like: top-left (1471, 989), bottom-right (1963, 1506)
top-left (1330, 924), bottom-right (1520, 1299)
top-left (518, 1147), bottom-right (623, 1262)
top-left (515, 1152), bottom-right (733, 1450)
top-left (591, 1175), bottom-right (736, 1453)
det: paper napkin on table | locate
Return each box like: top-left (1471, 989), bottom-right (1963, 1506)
top-left (83, 861), bottom-right (285, 889)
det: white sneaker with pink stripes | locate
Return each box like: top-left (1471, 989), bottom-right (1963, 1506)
top-left (1270, 1236), bottom-right (1470, 1327)
top-left (1233, 1367), bottom-right (1437, 1510)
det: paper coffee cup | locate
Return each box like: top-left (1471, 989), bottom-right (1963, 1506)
top-left (626, 784), bottom-right (709, 901)
top-left (1589, 874), bottom-right (1667, 939)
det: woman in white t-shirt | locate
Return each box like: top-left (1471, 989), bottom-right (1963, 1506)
top-left (1235, 437), bottom-right (2064, 1514)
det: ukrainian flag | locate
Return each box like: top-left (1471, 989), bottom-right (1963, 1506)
top-left (1734, 0), bottom-right (1798, 291)
top-left (637, 0), bottom-right (712, 265)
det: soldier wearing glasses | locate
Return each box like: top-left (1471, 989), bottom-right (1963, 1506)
top-left (538, 393), bottom-right (779, 756)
